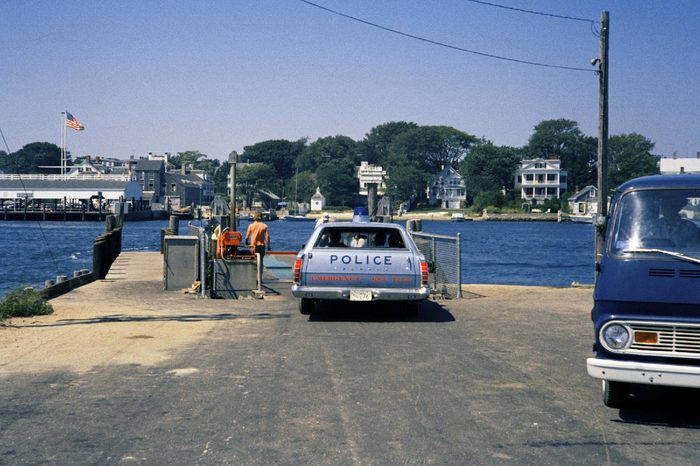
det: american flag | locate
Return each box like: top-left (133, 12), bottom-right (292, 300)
top-left (65, 112), bottom-right (85, 131)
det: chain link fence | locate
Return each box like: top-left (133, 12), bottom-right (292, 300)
top-left (410, 230), bottom-right (462, 299)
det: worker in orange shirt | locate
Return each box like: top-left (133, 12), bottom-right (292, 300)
top-left (245, 212), bottom-right (271, 289)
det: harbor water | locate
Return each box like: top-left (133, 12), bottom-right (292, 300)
top-left (0, 219), bottom-right (595, 297)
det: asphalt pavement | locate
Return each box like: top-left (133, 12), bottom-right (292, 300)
top-left (1, 253), bottom-right (700, 465)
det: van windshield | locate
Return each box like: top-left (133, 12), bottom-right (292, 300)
top-left (612, 189), bottom-right (700, 257)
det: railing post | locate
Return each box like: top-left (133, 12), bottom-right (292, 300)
top-left (200, 231), bottom-right (206, 297)
top-left (431, 236), bottom-right (437, 291)
top-left (456, 232), bottom-right (462, 298)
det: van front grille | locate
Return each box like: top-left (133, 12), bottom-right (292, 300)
top-left (628, 322), bottom-right (700, 358)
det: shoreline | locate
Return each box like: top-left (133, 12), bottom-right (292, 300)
top-left (294, 211), bottom-right (561, 222)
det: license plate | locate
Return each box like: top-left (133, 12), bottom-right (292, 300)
top-left (350, 290), bottom-right (372, 301)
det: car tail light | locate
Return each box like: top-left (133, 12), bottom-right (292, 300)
top-left (293, 259), bottom-right (303, 285)
top-left (420, 261), bottom-right (428, 287)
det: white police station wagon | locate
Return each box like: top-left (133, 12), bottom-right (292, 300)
top-left (291, 221), bottom-right (430, 315)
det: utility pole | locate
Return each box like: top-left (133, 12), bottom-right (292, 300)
top-left (229, 151), bottom-right (238, 230)
top-left (595, 11), bottom-right (609, 272)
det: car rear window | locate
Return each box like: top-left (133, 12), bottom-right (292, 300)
top-left (315, 227), bottom-right (406, 249)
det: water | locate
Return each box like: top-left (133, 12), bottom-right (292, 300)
top-left (0, 219), bottom-right (595, 297)
top-left (421, 221), bottom-right (596, 286)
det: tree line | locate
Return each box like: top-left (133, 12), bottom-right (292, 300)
top-left (1, 118), bottom-right (659, 210)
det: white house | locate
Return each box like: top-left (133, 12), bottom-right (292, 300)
top-left (357, 161), bottom-right (386, 196)
top-left (659, 154), bottom-right (700, 174)
top-left (310, 187), bottom-right (325, 211)
top-left (568, 185), bottom-right (598, 216)
top-left (427, 166), bottom-right (466, 209)
top-left (514, 158), bottom-right (568, 203)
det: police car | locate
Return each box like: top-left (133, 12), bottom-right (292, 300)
top-left (291, 215), bottom-right (430, 315)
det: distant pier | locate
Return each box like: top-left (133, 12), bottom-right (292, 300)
top-left (1, 206), bottom-right (168, 222)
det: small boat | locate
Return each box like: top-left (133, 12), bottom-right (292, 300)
top-left (171, 206), bottom-right (193, 219)
top-left (568, 214), bottom-right (593, 224)
top-left (282, 214), bottom-right (315, 222)
top-left (451, 213), bottom-right (465, 222)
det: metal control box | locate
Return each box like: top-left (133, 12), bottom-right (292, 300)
top-left (212, 258), bottom-right (257, 299)
top-left (163, 235), bottom-right (199, 290)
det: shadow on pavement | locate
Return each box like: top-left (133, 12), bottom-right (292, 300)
top-left (615, 386), bottom-right (700, 429)
top-left (307, 300), bottom-right (455, 323)
top-left (7, 312), bottom-right (292, 328)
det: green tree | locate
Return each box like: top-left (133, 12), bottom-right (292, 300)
top-left (289, 170), bottom-right (317, 204)
top-left (236, 164), bottom-right (278, 208)
top-left (524, 119), bottom-right (596, 191)
top-left (0, 142), bottom-right (64, 174)
top-left (241, 139), bottom-right (305, 180)
top-left (315, 158), bottom-right (357, 207)
top-left (296, 136), bottom-right (357, 173)
top-left (171, 150), bottom-right (204, 168)
top-left (213, 161), bottom-right (230, 196)
top-left (471, 190), bottom-right (507, 212)
top-left (384, 161), bottom-right (427, 207)
top-left (390, 126), bottom-right (477, 173)
top-left (608, 133), bottom-right (659, 188)
top-left (460, 140), bottom-right (520, 204)
top-left (176, 150), bottom-right (220, 173)
top-left (358, 121), bottom-right (418, 165)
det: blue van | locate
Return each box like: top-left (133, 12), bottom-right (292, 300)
top-left (587, 174), bottom-right (700, 407)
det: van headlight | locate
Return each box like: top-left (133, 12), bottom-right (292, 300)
top-left (601, 323), bottom-right (630, 351)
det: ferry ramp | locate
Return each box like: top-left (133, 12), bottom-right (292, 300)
top-left (2, 252), bottom-right (700, 464)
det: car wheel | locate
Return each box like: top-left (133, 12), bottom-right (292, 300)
top-left (602, 380), bottom-right (630, 408)
top-left (299, 298), bottom-right (315, 315)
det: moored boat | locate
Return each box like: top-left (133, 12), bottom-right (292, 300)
top-left (281, 214), bottom-right (315, 222)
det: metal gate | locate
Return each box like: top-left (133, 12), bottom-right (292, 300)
top-left (410, 231), bottom-right (462, 298)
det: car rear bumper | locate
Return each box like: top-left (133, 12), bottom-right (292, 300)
top-left (292, 285), bottom-right (430, 301)
top-left (587, 357), bottom-right (700, 388)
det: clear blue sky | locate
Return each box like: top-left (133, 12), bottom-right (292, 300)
top-left (1, 1), bottom-right (698, 162)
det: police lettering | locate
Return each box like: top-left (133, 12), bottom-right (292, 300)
top-left (330, 255), bottom-right (392, 265)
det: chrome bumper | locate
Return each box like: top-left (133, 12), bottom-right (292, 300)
top-left (291, 285), bottom-right (430, 301)
top-left (587, 357), bottom-right (700, 388)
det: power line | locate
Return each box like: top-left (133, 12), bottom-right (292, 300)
top-left (300, 0), bottom-right (595, 73)
top-left (465, 0), bottom-right (596, 25)
top-left (465, 0), bottom-right (600, 37)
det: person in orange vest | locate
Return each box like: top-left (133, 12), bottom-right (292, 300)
top-left (245, 212), bottom-right (271, 288)
top-left (245, 212), bottom-right (271, 254)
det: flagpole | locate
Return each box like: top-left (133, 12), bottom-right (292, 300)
top-left (61, 111), bottom-right (66, 178)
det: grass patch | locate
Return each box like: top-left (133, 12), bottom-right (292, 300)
top-left (0, 288), bottom-right (53, 320)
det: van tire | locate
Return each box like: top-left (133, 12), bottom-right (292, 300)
top-left (299, 298), bottom-right (315, 315)
top-left (603, 380), bottom-right (630, 408)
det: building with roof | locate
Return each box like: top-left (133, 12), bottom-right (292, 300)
top-left (514, 158), bottom-right (568, 204)
top-left (0, 175), bottom-right (143, 210)
top-left (132, 158), bottom-right (166, 205)
top-left (311, 187), bottom-right (325, 211)
top-left (659, 153), bottom-right (700, 174)
top-left (357, 161), bottom-right (386, 196)
top-left (163, 165), bottom-right (214, 210)
top-left (427, 166), bottom-right (466, 209)
top-left (568, 185), bottom-right (598, 217)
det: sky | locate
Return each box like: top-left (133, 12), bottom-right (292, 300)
top-left (1, 0), bottom-right (698, 162)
